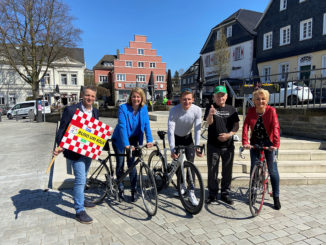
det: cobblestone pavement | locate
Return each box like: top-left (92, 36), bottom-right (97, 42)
top-left (1, 117), bottom-right (326, 245)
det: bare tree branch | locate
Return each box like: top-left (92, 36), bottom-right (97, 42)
top-left (0, 0), bottom-right (81, 98)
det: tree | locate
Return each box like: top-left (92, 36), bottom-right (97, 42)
top-left (172, 71), bottom-right (180, 87)
top-left (214, 31), bottom-right (230, 84)
top-left (166, 69), bottom-right (172, 99)
top-left (0, 0), bottom-right (81, 99)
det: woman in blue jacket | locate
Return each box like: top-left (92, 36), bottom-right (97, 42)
top-left (111, 87), bottom-right (153, 202)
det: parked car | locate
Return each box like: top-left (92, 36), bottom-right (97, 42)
top-left (7, 100), bottom-right (51, 119)
top-left (0, 106), bottom-right (8, 115)
top-left (116, 99), bottom-right (127, 106)
top-left (268, 81), bottom-right (313, 105)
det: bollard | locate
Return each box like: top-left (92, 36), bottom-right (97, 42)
top-left (0, 112), bottom-right (2, 122)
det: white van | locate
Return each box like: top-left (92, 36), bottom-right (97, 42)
top-left (7, 100), bottom-right (51, 119)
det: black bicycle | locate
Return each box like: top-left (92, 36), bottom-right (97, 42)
top-left (148, 131), bottom-right (205, 215)
top-left (84, 141), bottom-right (158, 216)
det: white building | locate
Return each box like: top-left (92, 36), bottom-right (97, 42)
top-left (0, 48), bottom-right (85, 108)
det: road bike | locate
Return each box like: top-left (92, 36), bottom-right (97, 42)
top-left (239, 145), bottom-right (276, 216)
top-left (201, 121), bottom-right (208, 140)
top-left (84, 141), bottom-right (158, 216)
top-left (148, 131), bottom-right (205, 215)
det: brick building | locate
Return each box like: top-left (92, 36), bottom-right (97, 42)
top-left (113, 34), bottom-right (166, 101)
top-left (94, 35), bottom-right (167, 104)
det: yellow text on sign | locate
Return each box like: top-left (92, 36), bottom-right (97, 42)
top-left (76, 128), bottom-right (106, 147)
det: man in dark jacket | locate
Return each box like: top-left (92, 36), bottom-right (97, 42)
top-left (54, 86), bottom-right (98, 224)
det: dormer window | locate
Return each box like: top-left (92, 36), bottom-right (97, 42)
top-left (226, 26), bottom-right (232, 38)
top-left (103, 61), bottom-right (113, 67)
top-left (280, 0), bottom-right (287, 11)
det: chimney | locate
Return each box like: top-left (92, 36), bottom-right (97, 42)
top-left (116, 49), bottom-right (120, 59)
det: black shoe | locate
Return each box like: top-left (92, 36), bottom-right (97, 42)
top-left (118, 190), bottom-right (125, 202)
top-left (84, 200), bottom-right (96, 208)
top-left (131, 190), bottom-right (138, 202)
top-left (75, 211), bottom-right (93, 224)
top-left (205, 196), bottom-right (217, 204)
top-left (221, 195), bottom-right (234, 205)
top-left (273, 196), bottom-right (281, 210)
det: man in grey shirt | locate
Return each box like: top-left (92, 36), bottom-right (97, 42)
top-left (168, 88), bottom-right (203, 206)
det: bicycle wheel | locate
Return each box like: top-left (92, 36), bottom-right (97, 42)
top-left (148, 150), bottom-right (165, 191)
top-left (201, 123), bottom-right (208, 140)
top-left (139, 163), bottom-right (158, 216)
top-left (248, 164), bottom-right (266, 216)
top-left (177, 161), bottom-right (204, 215)
top-left (84, 160), bottom-right (109, 204)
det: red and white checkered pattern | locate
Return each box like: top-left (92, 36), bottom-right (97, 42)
top-left (59, 109), bottom-right (112, 160)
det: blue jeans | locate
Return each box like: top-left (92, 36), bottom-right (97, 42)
top-left (67, 156), bottom-right (92, 213)
top-left (112, 142), bottom-right (137, 192)
top-left (250, 149), bottom-right (280, 197)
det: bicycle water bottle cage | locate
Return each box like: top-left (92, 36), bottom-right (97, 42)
top-left (157, 131), bottom-right (167, 140)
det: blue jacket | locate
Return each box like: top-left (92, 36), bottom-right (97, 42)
top-left (112, 103), bottom-right (153, 151)
top-left (56, 102), bottom-right (99, 160)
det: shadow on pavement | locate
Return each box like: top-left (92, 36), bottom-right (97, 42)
top-left (11, 189), bottom-right (74, 220)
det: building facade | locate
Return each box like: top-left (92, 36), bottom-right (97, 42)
top-left (200, 9), bottom-right (263, 92)
top-left (256, 0), bottom-right (326, 84)
top-left (112, 35), bottom-right (167, 101)
top-left (0, 48), bottom-right (85, 108)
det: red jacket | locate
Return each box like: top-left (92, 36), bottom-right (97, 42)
top-left (242, 105), bottom-right (280, 148)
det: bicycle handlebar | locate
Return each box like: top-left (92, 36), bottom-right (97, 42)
top-left (175, 144), bottom-right (205, 155)
top-left (239, 145), bottom-right (274, 159)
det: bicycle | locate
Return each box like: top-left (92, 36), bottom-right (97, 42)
top-left (84, 141), bottom-right (158, 216)
top-left (148, 130), bottom-right (205, 215)
top-left (239, 145), bottom-right (276, 216)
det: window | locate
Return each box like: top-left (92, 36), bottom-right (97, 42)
top-left (44, 73), bottom-right (50, 85)
top-left (103, 62), bottom-right (113, 67)
top-left (116, 74), bottom-right (125, 81)
top-left (300, 18), bottom-right (313, 40)
top-left (9, 94), bottom-right (16, 105)
top-left (61, 74), bottom-right (67, 85)
top-left (263, 32), bottom-right (273, 50)
top-left (137, 49), bottom-right (144, 55)
top-left (71, 74), bottom-right (77, 85)
top-left (226, 26), bottom-right (232, 38)
top-left (150, 62), bottom-right (156, 68)
top-left (279, 63), bottom-right (290, 80)
top-left (233, 46), bottom-right (243, 61)
top-left (0, 94), bottom-right (4, 105)
top-left (99, 75), bottom-right (108, 83)
top-left (136, 75), bottom-right (145, 82)
top-left (280, 25), bottom-right (291, 45)
top-left (216, 30), bottom-right (221, 40)
top-left (322, 55), bottom-right (326, 77)
top-left (126, 61), bottom-right (132, 67)
top-left (262, 66), bottom-right (271, 82)
top-left (138, 62), bottom-right (144, 68)
top-left (156, 75), bottom-right (164, 82)
top-left (280, 0), bottom-right (287, 11)
top-left (323, 13), bottom-right (326, 35)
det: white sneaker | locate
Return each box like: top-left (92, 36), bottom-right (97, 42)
top-left (188, 190), bottom-right (199, 206)
top-left (180, 183), bottom-right (186, 195)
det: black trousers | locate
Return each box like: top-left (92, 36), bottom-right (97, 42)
top-left (207, 143), bottom-right (234, 197)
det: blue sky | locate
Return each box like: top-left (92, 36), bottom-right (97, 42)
top-left (67, 0), bottom-right (270, 74)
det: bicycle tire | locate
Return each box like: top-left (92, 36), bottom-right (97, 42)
top-left (201, 127), bottom-right (208, 140)
top-left (177, 161), bottom-right (204, 215)
top-left (84, 160), bottom-right (109, 204)
top-left (139, 163), bottom-right (158, 216)
top-left (248, 164), bottom-right (266, 216)
top-left (148, 150), bottom-right (165, 191)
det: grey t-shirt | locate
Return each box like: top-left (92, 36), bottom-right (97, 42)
top-left (168, 104), bottom-right (202, 152)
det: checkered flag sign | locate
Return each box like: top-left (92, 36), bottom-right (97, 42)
top-left (59, 109), bottom-right (112, 160)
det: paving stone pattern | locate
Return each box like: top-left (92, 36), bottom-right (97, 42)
top-left (0, 117), bottom-right (326, 245)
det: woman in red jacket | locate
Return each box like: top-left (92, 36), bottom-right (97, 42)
top-left (242, 88), bottom-right (281, 210)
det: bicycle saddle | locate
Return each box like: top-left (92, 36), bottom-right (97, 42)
top-left (157, 131), bottom-right (167, 140)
